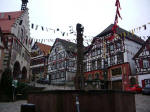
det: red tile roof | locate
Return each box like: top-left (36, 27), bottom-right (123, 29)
top-left (36, 42), bottom-right (51, 56)
top-left (0, 11), bottom-right (23, 33)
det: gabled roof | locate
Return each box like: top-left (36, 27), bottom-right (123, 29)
top-left (36, 42), bottom-right (51, 56)
top-left (133, 37), bottom-right (150, 59)
top-left (95, 24), bottom-right (145, 45)
top-left (51, 38), bottom-right (77, 53)
top-left (32, 42), bottom-right (51, 56)
top-left (0, 11), bottom-right (23, 33)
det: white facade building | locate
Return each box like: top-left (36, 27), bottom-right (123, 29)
top-left (48, 38), bottom-right (77, 84)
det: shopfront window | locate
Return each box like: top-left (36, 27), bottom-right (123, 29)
top-left (111, 67), bottom-right (122, 76)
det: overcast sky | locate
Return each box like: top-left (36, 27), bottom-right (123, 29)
top-left (0, 0), bottom-right (150, 46)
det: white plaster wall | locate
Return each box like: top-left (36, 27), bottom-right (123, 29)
top-left (138, 74), bottom-right (150, 87)
top-left (48, 42), bottom-right (66, 72)
top-left (124, 39), bottom-right (142, 75)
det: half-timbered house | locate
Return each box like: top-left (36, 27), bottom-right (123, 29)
top-left (84, 24), bottom-right (145, 90)
top-left (133, 37), bottom-right (150, 88)
top-left (30, 42), bottom-right (51, 80)
top-left (48, 38), bottom-right (77, 84)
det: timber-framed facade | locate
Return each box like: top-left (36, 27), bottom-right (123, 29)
top-left (84, 24), bottom-right (144, 90)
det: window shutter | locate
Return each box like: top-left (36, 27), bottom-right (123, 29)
top-left (142, 80), bottom-right (145, 88)
top-left (146, 44), bottom-right (150, 50)
top-left (139, 59), bottom-right (143, 68)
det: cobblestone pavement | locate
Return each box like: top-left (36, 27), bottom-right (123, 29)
top-left (135, 94), bottom-right (150, 112)
top-left (34, 82), bottom-right (75, 90)
top-left (0, 100), bottom-right (27, 112)
top-left (0, 94), bottom-right (149, 112)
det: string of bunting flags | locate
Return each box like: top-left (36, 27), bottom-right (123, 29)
top-left (30, 23), bottom-right (93, 39)
top-left (29, 22), bottom-right (150, 46)
top-left (31, 23), bottom-right (73, 36)
top-left (128, 22), bottom-right (150, 34)
top-left (30, 38), bottom-right (94, 45)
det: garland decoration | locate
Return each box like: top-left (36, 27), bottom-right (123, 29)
top-left (108, 0), bottom-right (122, 41)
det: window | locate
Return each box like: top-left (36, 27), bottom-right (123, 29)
top-left (116, 41), bottom-right (121, 49)
top-left (57, 62), bottom-right (59, 69)
top-left (52, 74), bottom-right (55, 79)
top-left (62, 52), bottom-right (65, 58)
top-left (56, 72), bottom-right (59, 79)
top-left (104, 58), bottom-right (108, 67)
top-left (88, 74), bottom-right (92, 80)
top-left (143, 59), bottom-right (149, 68)
top-left (136, 60), bottom-right (140, 68)
top-left (91, 50), bottom-right (95, 57)
top-left (110, 44), bottom-right (114, 51)
top-left (107, 45), bottom-right (110, 53)
top-left (49, 57), bottom-right (52, 61)
top-left (110, 56), bottom-right (115, 65)
top-left (69, 61), bottom-right (74, 67)
top-left (63, 61), bottom-right (65, 67)
top-left (55, 47), bottom-right (59, 52)
top-left (61, 71), bottom-right (65, 78)
top-left (97, 48), bottom-right (101, 55)
top-left (117, 53), bottom-right (124, 64)
top-left (97, 59), bottom-right (102, 69)
top-left (95, 73), bottom-right (99, 79)
top-left (111, 67), bottom-right (122, 76)
top-left (91, 60), bottom-right (96, 70)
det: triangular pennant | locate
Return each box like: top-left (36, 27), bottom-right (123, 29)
top-left (62, 32), bottom-right (65, 36)
top-left (143, 25), bottom-right (146, 30)
top-left (123, 32), bottom-right (126, 37)
top-left (139, 27), bottom-right (141, 31)
top-left (120, 33), bottom-right (122, 37)
top-left (127, 32), bottom-right (130, 36)
top-left (31, 24), bottom-right (34, 29)
top-left (131, 30), bottom-right (134, 36)
top-left (30, 38), bottom-right (33, 45)
top-left (41, 26), bottom-right (44, 31)
top-left (35, 25), bottom-right (38, 30)
top-left (46, 27), bottom-right (48, 31)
